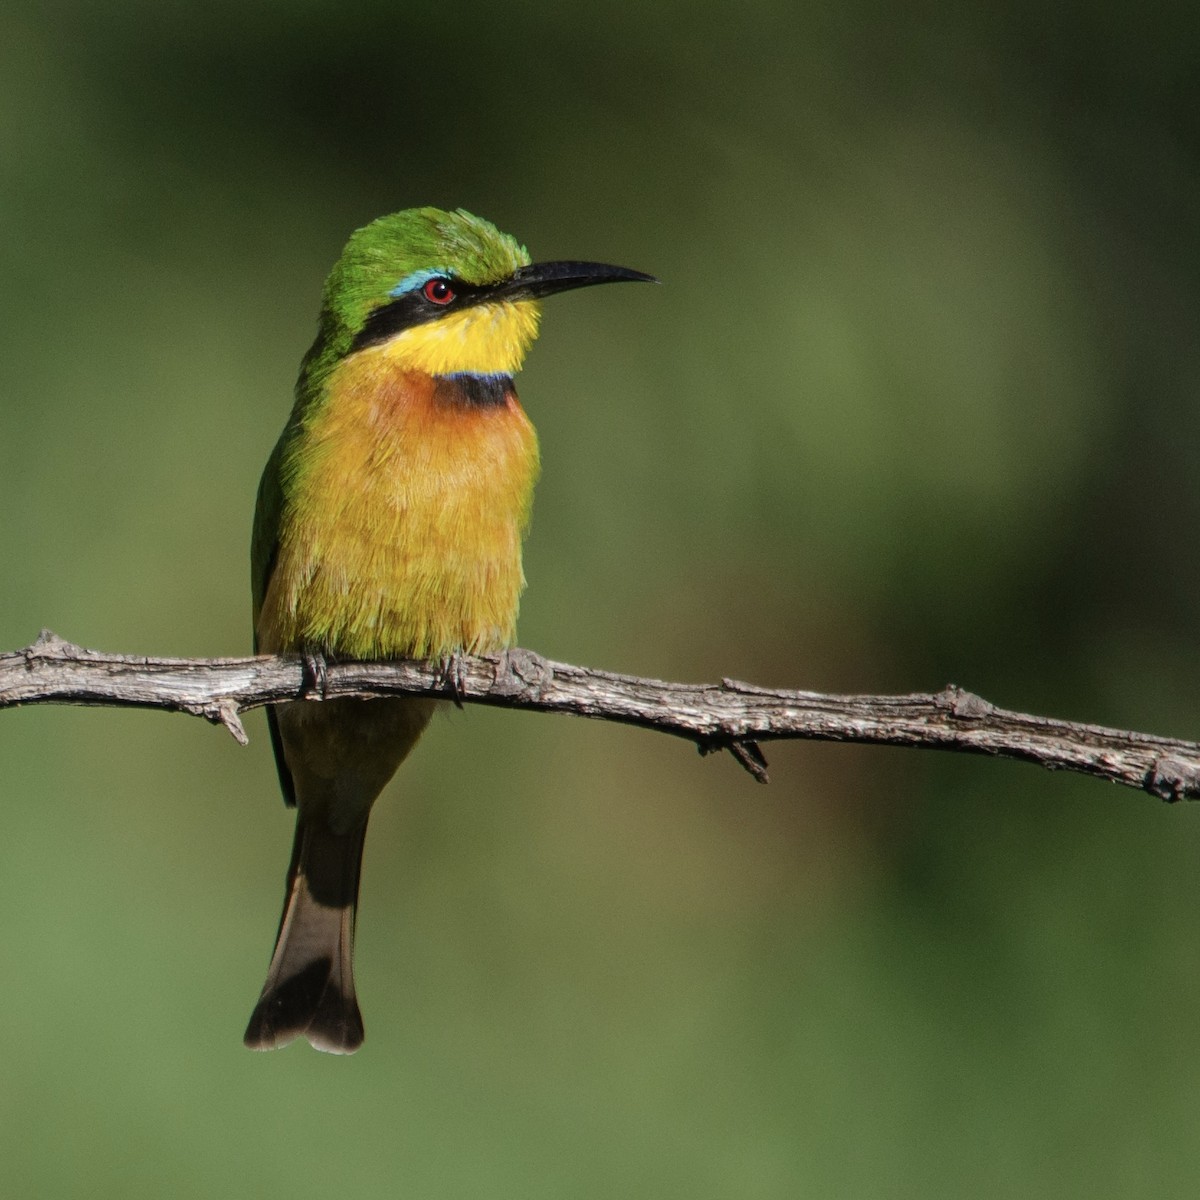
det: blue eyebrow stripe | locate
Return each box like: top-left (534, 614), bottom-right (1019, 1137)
top-left (389, 268), bottom-right (448, 297)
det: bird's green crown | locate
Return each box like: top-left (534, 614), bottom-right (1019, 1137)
top-left (318, 207), bottom-right (530, 354)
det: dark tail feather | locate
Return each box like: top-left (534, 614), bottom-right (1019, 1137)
top-left (244, 816), bottom-right (367, 1054)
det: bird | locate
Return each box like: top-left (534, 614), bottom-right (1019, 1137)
top-left (244, 206), bottom-right (654, 1053)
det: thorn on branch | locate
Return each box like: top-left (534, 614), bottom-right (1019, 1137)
top-left (729, 739), bottom-right (770, 784)
top-left (697, 736), bottom-right (770, 784)
top-left (214, 702), bottom-right (249, 746)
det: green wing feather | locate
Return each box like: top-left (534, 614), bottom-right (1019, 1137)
top-left (252, 437), bottom-right (297, 808)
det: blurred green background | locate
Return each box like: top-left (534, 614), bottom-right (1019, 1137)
top-left (3, 1), bottom-right (1200, 1196)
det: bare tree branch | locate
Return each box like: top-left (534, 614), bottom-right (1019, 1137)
top-left (3, 629), bottom-right (1199, 802)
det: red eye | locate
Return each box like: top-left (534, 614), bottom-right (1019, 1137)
top-left (422, 278), bottom-right (455, 305)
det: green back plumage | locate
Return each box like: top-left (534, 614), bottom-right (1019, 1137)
top-left (251, 437), bottom-right (286, 633)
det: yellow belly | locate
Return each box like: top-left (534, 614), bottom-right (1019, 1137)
top-left (258, 355), bottom-right (540, 661)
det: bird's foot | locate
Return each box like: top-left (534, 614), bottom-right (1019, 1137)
top-left (301, 647), bottom-right (330, 700)
top-left (433, 652), bottom-right (467, 708)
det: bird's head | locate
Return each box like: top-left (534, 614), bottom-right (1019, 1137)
top-left (311, 207), bottom-right (654, 379)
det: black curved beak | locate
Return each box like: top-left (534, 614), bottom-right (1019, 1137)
top-left (493, 260), bottom-right (658, 302)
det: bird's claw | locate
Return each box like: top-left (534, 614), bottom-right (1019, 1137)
top-left (302, 647), bottom-right (330, 699)
top-left (434, 652), bottom-right (467, 708)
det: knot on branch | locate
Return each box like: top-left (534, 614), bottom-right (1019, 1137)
top-left (492, 648), bottom-right (552, 697)
top-left (24, 629), bottom-right (86, 664)
top-left (1146, 755), bottom-right (1200, 803)
top-left (936, 684), bottom-right (994, 720)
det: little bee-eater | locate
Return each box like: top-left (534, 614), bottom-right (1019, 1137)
top-left (245, 207), bottom-right (654, 1053)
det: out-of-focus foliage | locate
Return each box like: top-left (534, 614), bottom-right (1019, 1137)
top-left (2, 2), bottom-right (1200, 1196)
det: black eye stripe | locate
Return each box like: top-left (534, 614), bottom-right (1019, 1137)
top-left (350, 278), bottom-right (494, 352)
